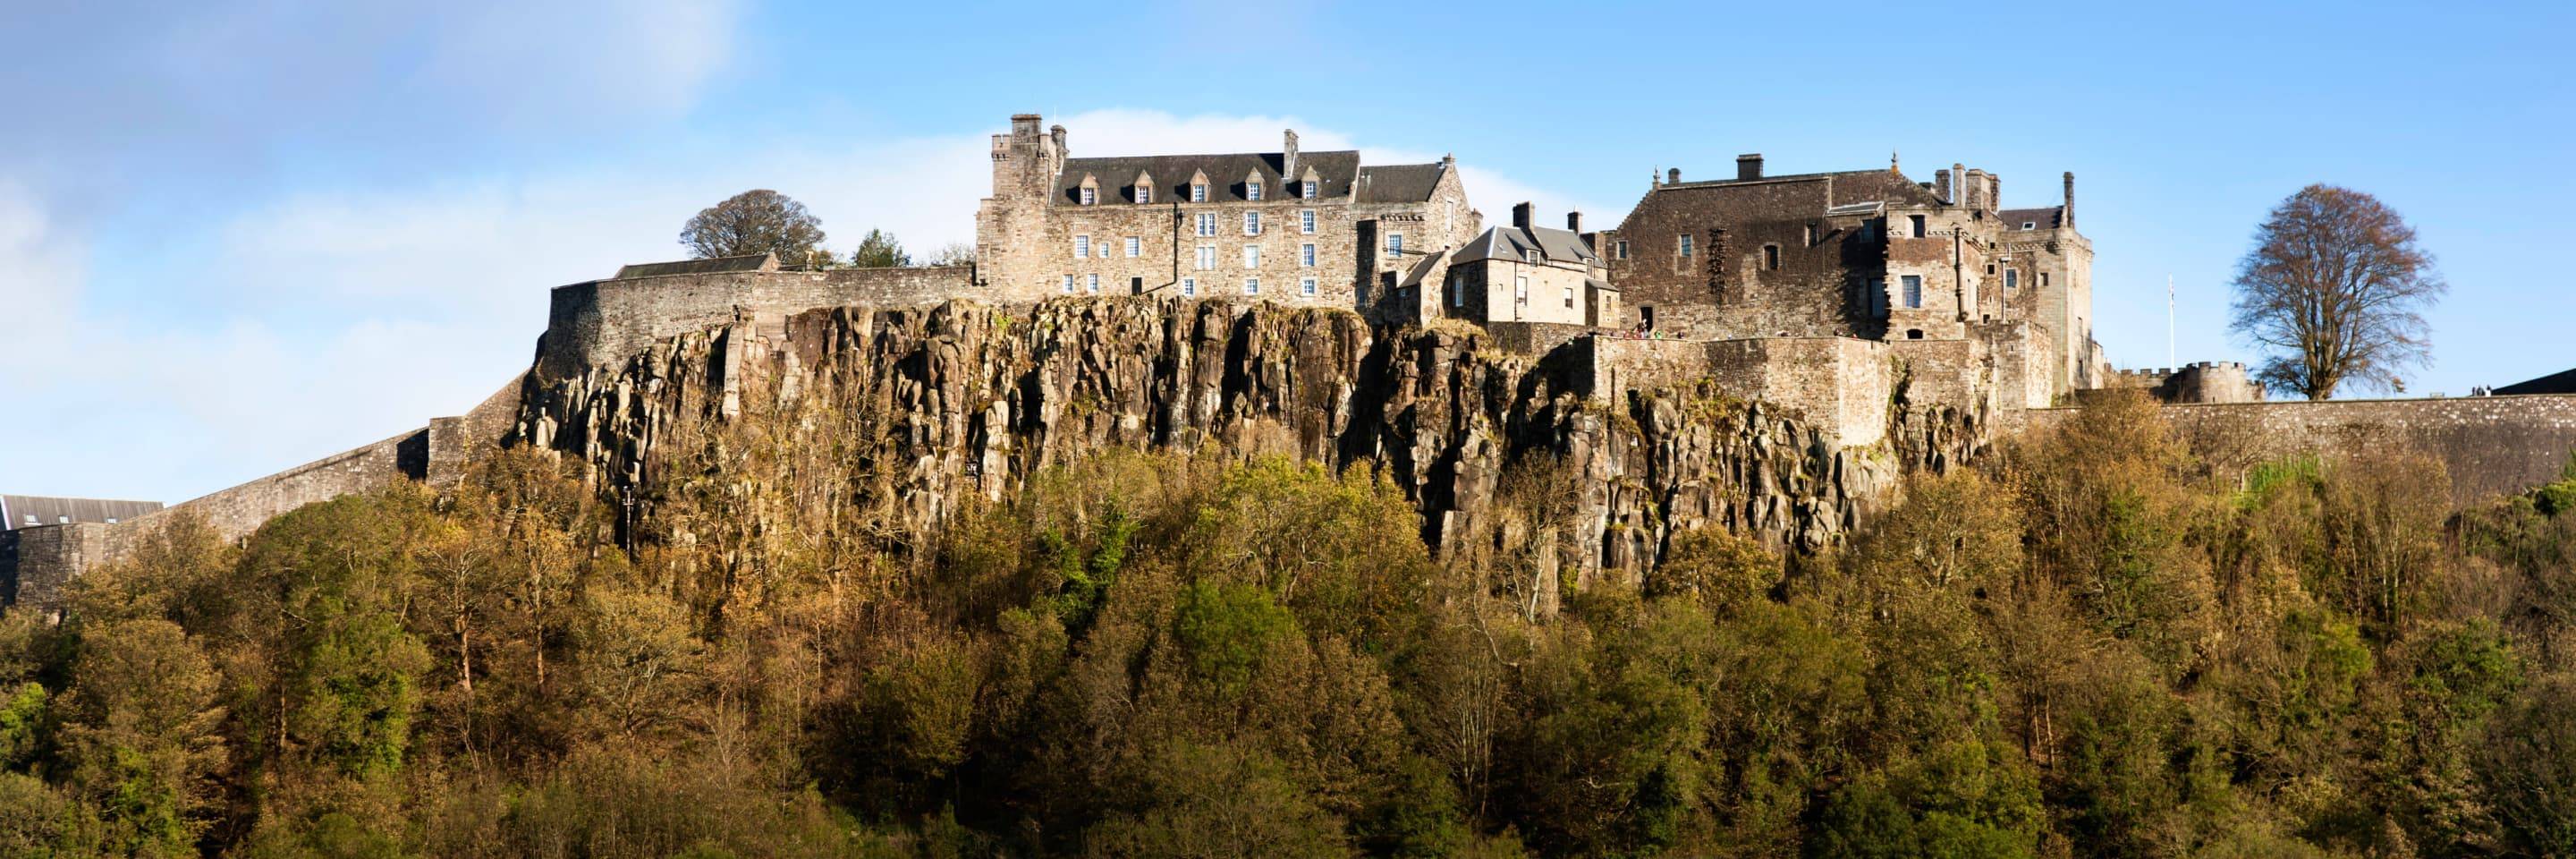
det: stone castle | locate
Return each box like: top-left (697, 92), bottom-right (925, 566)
top-left (13, 112), bottom-right (2576, 608)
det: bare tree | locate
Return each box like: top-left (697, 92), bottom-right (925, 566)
top-left (679, 189), bottom-right (827, 262)
top-left (2229, 184), bottom-right (2445, 399)
top-left (924, 242), bottom-right (978, 267)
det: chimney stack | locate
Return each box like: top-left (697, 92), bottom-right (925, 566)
top-left (1952, 162), bottom-right (1965, 204)
top-left (2062, 172), bottom-right (2075, 227)
top-left (1512, 201), bottom-right (1533, 230)
top-left (1935, 169), bottom-right (1951, 204)
top-left (1049, 124), bottom-right (1067, 157)
top-left (1566, 211), bottom-right (1584, 233)
top-left (1736, 153), bottom-right (1764, 181)
top-left (1668, 167), bottom-right (1682, 185)
top-left (1965, 168), bottom-right (1987, 211)
top-left (1282, 129), bottom-right (1300, 180)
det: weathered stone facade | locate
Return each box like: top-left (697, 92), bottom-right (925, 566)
top-left (972, 115), bottom-right (1478, 319)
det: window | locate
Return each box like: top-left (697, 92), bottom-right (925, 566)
top-left (1080, 186), bottom-right (1097, 206)
top-left (1524, 249), bottom-right (1539, 263)
top-left (1301, 243), bottom-right (1316, 267)
top-left (1763, 244), bottom-right (1780, 270)
top-left (1191, 183), bottom-right (1208, 202)
top-left (1909, 215), bottom-right (1927, 238)
top-left (2004, 269), bottom-right (2018, 292)
top-left (1563, 286), bottom-right (1576, 309)
top-left (1300, 209), bottom-right (1316, 234)
top-left (105, 517), bottom-right (116, 524)
top-left (1387, 233), bottom-right (1403, 258)
top-left (1196, 245), bottom-right (1216, 269)
top-left (1125, 236), bottom-right (1141, 258)
top-left (1243, 211), bottom-right (1263, 235)
top-left (1246, 181), bottom-right (1263, 201)
top-left (1301, 180), bottom-right (1317, 199)
top-left (2039, 273), bottom-right (2051, 287)
top-left (1804, 225), bottom-right (1818, 246)
top-left (1902, 275), bottom-right (1924, 309)
top-left (1678, 234), bottom-right (1693, 257)
top-left (2021, 221), bottom-right (2036, 231)
top-left (1615, 240), bottom-right (1630, 259)
top-left (1301, 276), bottom-right (1318, 296)
top-left (1086, 273), bottom-right (1100, 293)
top-left (1447, 273), bottom-right (1463, 308)
top-left (19, 515), bottom-right (32, 526)
top-left (1137, 186), bottom-right (1152, 204)
top-left (1514, 275), bottom-right (1529, 302)
top-left (1244, 277), bottom-right (1260, 295)
top-left (1243, 245), bottom-right (1261, 268)
top-left (1182, 276), bottom-right (1198, 297)
top-left (1061, 274), bottom-right (1076, 294)
top-left (1073, 235), bottom-right (1090, 259)
top-left (1197, 213), bottom-right (1217, 236)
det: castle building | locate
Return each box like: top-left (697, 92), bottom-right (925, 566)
top-left (1596, 154), bottom-right (2097, 398)
top-left (1431, 202), bottom-right (1617, 327)
top-left (973, 115), bottom-right (1479, 317)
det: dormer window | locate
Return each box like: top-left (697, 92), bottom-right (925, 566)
top-left (1137, 185), bottom-right (1153, 204)
top-left (1524, 249), bottom-right (1539, 263)
top-left (1245, 176), bottom-right (1264, 201)
top-left (1301, 180), bottom-right (1317, 199)
top-left (1080, 186), bottom-right (1097, 206)
top-left (1191, 183), bottom-right (1208, 202)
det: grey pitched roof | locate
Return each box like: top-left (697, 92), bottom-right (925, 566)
top-left (1354, 163), bottom-right (1447, 203)
top-left (1999, 207), bottom-right (2064, 231)
top-left (1398, 250), bottom-right (1447, 288)
top-left (1449, 225), bottom-right (1598, 266)
top-left (614, 253), bottom-right (779, 279)
top-left (1, 496), bottom-right (163, 530)
top-left (1057, 150), bottom-right (1363, 205)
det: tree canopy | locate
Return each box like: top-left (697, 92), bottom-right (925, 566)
top-left (678, 189), bottom-right (828, 264)
top-left (2229, 184), bottom-right (2445, 399)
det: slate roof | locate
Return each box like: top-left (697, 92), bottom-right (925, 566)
top-left (2496, 368), bottom-right (2576, 395)
top-left (1450, 224), bottom-right (1599, 266)
top-left (614, 253), bottom-right (779, 279)
top-left (1661, 168), bottom-right (1947, 208)
top-left (1354, 163), bottom-right (1449, 203)
top-left (1999, 207), bottom-right (2065, 231)
top-left (1, 496), bottom-right (163, 530)
top-left (1056, 150), bottom-right (1365, 206)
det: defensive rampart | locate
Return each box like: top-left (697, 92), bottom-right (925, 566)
top-left (537, 266), bottom-right (976, 378)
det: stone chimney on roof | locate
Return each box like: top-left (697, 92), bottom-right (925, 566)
top-left (1049, 124), bottom-right (1067, 157)
top-left (1736, 153), bottom-right (1763, 181)
top-left (1566, 211), bottom-right (1583, 233)
top-left (1282, 129), bottom-right (1300, 181)
top-left (1935, 169), bottom-right (1951, 204)
top-left (1952, 162), bottom-right (1966, 204)
top-left (1668, 167), bottom-right (1681, 184)
top-left (2063, 172), bottom-right (2076, 227)
top-left (1511, 201), bottom-right (1533, 230)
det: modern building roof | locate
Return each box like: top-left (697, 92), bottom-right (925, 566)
top-left (1, 496), bottom-right (163, 531)
top-left (1451, 224), bottom-right (1599, 267)
top-left (614, 253), bottom-right (779, 279)
top-left (1057, 150), bottom-right (1367, 205)
top-left (2496, 368), bottom-right (2576, 395)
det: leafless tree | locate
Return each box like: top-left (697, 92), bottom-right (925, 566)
top-left (2229, 184), bottom-right (2445, 399)
top-left (679, 189), bottom-right (827, 262)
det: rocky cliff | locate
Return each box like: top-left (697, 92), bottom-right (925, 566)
top-left (514, 298), bottom-right (1981, 585)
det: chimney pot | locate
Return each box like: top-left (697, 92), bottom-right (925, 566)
top-left (1511, 201), bottom-right (1533, 230)
top-left (1566, 211), bottom-right (1583, 233)
top-left (1736, 153), bottom-right (1764, 181)
top-left (2062, 171), bottom-right (2076, 227)
top-left (1668, 167), bottom-right (1681, 184)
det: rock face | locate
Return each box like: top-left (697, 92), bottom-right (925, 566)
top-left (516, 298), bottom-right (1979, 584)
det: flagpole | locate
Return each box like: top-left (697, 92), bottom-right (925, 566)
top-left (2166, 275), bottom-right (2176, 367)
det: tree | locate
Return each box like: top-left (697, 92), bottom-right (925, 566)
top-left (925, 242), bottom-right (978, 267)
top-left (2228, 184), bottom-right (2445, 399)
top-left (849, 229), bottom-right (911, 268)
top-left (678, 190), bottom-right (827, 263)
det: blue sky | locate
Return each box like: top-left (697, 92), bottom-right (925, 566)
top-left (4, 0), bottom-right (2571, 503)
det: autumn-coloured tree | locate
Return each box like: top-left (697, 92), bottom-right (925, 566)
top-left (678, 189), bottom-right (827, 263)
top-left (2229, 184), bottom-right (2445, 399)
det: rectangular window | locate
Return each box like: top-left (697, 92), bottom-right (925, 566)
top-left (1073, 235), bottom-right (1090, 259)
top-left (1197, 213), bottom-right (1217, 237)
top-left (1242, 245), bottom-right (1260, 268)
top-left (1081, 187), bottom-right (1098, 205)
top-left (1244, 277), bottom-right (1260, 295)
top-left (1563, 286), bottom-right (1576, 309)
top-left (1909, 215), bottom-right (1927, 238)
top-left (1125, 236), bottom-right (1141, 258)
top-left (1902, 275), bottom-right (1924, 309)
top-left (1763, 245), bottom-right (1780, 269)
top-left (1300, 276), bottom-right (1318, 296)
top-left (1678, 234), bottom-right (1693, 257)
top-left (1191, 183), bottom-right (1208, 202)
top-left (1447, 273), bottom-right (1463, 308)
top-left (1196, 245), bottom-right (1216, 269)
top-left (2004, 269), bottom-right (2018, 292)
top-left (2021, 221), bottom-right (2037, 231)
top-left (1061, 274), bottom-right (1076, 294)
top-left (1301, 180), bottom-right (1317, 199)
top-left (1615, 240), bottom-right (1629, 259)
top-left (1300, 243), bottom-right (1316, 267)
top-left (1300, 209), bottom-right (1316, 234)
top-left (2039, 273), bottom-right (2051, 287)
top-left (1086, 273), bottom-right (1100, 293)
top-left (1804, 225), bottom-right (1818, 246)
top-left (1514, 275), bottom-right (1529, 302)
top-left (1243, 211), bottom-right (1261, 235)
top-left (1246, 181), bottom-right (1262, 201)
top-left (1182, 276), bottom-right (1198, 297)
top-left (1137, 186), bottom-right (1152, 204)
top-left (1387, 233), bottom-right (1403, 259)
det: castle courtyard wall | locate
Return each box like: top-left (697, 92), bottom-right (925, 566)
top-left (538, 267), bottom-right (975, 377)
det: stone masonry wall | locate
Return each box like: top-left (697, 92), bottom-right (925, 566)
top-left (0, 523), bottom-right (108, 612)
top-left (538, 267), bottom-right (976, 377)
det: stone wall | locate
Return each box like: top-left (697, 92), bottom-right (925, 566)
top-left (0, 523), bottom-right (107, 611)
top-left (1483, 321), bottom-right (1595, 357)
top-left (537, 267), bottom-right (977, 378)
top-left (1577, 335), bottom-right (1894, 447)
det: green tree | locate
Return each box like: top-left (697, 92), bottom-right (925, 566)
top-left (678, 189), bottom-right (827, 263)
top-left (849, 228), bottom-right (911, 268)
top-left (60, 617), bottom-right (225, 857)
